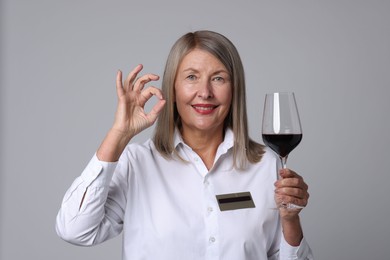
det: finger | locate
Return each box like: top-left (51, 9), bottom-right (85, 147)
top-left (275, 194), bottom-right (308, 208)
top-left (275, 173), bottom-right (302, 185)
top-left (133, 74), bottom-right (160, 92)
top-left (275, 186), bottom-right (306, 199)
top-left (279, 168), bottom-right (299, 178)
top-left (141, 86), bottom-right (164, 101)
top-left (278, 169), bottom-right (308, 188)
top-left (139, 87), bottom-right (166, 123)
top-left (124, 64), bottom-right (143, 91)
top-left (116, 70), bottom-right (124, 97)
top-left (276, 177), bottom-right (307, 190)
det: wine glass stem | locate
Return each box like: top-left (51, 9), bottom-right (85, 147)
top-left (280, 156), bottom-right (288, 169)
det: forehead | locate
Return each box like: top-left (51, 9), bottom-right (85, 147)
top-left (179, 48), bottom-right (227, 71)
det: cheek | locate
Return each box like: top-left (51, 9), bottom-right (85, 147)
top-left (175, 86), bottom-right (194, 104)
top-left (221, 89), bottom-right (233, 106)
top-left (174, 90), bottom-right (189, 113)
top-left (174, 90), bottom-right (184, 106)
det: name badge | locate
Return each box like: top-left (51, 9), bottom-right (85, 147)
top-left (216, 191), bottom-right (255, 211)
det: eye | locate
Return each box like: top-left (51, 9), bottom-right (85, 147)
top-left (186, 74), bottom-right (197, 81)
top-left (212, 76), bottom-right (225, 82)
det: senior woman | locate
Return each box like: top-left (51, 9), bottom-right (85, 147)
top-left (56, 30), bottom-right (313, 259)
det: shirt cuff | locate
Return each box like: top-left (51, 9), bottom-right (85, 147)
top-left (80, 153), bottom-right (118, 187)
top-left (280, 236), bottom-right (311, 259)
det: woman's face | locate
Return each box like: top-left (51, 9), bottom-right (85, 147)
top-left (174, 48), bottom-right (232, 134)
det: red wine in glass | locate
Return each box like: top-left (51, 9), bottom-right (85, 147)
top-left (262, 134), bottom-right (302, 158)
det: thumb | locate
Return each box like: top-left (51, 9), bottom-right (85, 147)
top-left (146, 99), bottom-right (166, 123)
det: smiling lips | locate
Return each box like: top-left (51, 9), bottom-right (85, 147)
top-left (191, 104), bottom-right (218, 115)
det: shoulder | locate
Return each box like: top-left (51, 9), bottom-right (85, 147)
top-left (250, 146), bottom-right (279, 168)
top-left (122, 138), bottom-right (158, 160)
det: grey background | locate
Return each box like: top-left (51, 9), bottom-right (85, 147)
top-left (1, 0), bottom-right (389, 259)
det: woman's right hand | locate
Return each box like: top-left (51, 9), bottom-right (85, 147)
top-left (97, 64), bottom-right (166, 162)
top-left (112, 64), bottom-right (166, 139)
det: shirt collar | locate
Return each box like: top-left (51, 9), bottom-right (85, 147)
top-left (173, 127), bottom-right (234, 151)
top-left (173, 128), bottom-right (184, 150)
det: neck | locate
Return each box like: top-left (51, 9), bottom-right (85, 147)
top-left (181, 127), bottom-right (224, 170)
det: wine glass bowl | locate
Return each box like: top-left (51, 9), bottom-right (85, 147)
top-left (262, 92), bottom-right (304, 210)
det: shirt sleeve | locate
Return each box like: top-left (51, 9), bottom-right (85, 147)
top-left (279, 236), bottom-right (314, 260)
top-left (55, 154), bottom-right (125, 246)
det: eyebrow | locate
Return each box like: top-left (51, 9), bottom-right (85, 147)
top-left (181, 68), bottom-right (198, 73)
top-left (181, 68), bottom-right (229, 75)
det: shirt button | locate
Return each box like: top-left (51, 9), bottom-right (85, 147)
top-left (209, 237), bottom-right (216, 243)
top-left (207, 207), bottom-right (213, 213)
top-left (204, 180), bottom-right (209, 186)
top-left (194, 157), bottom-right (199, 162)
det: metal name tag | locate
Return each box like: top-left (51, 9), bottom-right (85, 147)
top-left (216, 192), bottom-right (255, 211)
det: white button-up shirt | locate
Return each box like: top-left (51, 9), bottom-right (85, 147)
top-left (56, 129), bottom-right (313, 259)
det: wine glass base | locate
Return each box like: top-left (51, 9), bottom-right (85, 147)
top-left (269, 203), bottom-right (305, 211)
top-left (280, 202), bottom-right (305, 210)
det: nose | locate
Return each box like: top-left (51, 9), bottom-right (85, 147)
top-left (198, 80), bottom-right (214, 99)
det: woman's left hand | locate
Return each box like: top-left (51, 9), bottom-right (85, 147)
top-left (274, 168), bottom-right (309, 219)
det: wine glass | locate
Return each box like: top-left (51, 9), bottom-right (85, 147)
top-left (262, 92), bottom-right (304, 210)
